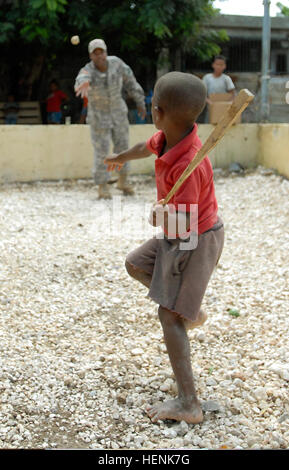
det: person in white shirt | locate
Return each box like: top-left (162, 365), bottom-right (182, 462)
top-left (202, 55), bottom-right (235, 122)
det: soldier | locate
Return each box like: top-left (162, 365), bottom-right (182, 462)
top-left (75, 38), bottom-right (146, 199)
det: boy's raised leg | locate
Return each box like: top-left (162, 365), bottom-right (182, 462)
top-left (146, 306), bottom-right (203, 424)
top-left (125, 260), bottom-right (152, 288)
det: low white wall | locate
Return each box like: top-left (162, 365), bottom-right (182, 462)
top-left (0, 123), bottom-right (287, 183)
top-left (258, 124), bottom-right (289, 178)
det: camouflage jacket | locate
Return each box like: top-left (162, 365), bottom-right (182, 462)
top-left (75, 56), bottom-right (145, 128)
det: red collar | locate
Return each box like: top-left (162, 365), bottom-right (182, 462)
top-left (157, 124), bottom-right (199, 166)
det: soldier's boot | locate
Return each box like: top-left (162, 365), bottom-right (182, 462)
top-left (116, 173), bottom-right (135, 196)
top-left (98, 183), bottom-right (112, 200)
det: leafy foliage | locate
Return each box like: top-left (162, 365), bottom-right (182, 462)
top-left (0, 0), bottom-right (226, 61)
top-left (0, 1), bottom-right (228, 100)
top-left (277, 2), bottom-right (289, 16)
top-left (228, 309), bottom-right (240, 318)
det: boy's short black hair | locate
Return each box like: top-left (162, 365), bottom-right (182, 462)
top-left (154, 71), bottom-right (207, 128)
top-left (213, 54), bottom-right (227, 63)
top-left (50, 79), bottom-right (59, 87)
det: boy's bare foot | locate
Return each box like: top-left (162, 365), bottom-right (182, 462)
top-left (184, 310), bottom-right (208, 330)
top-left (146, 398), bottom-right (203, 424)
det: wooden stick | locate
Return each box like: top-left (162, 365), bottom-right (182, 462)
top-left (163, 89), bottom-right (254, 205)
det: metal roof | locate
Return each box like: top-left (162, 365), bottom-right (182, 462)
top-left (206, 14), bottom-right (289, 40)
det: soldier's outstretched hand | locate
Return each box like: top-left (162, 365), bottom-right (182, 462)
top-left (75, 81), bottom-right (90, 98)
top-left (104, 154), bottom-right (124, 172)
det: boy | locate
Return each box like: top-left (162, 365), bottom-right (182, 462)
top-left (104, 72), bottom-right (224, 424)
top-left (46, 79), bottom-right (68, 124)
top-left (202, 55), bottom-right (235, 122)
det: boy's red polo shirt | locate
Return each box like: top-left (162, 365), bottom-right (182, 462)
top-left (146, 125), bottom-right (218, 235)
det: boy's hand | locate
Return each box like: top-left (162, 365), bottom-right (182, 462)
top-left (104, 154), bottom-right (124, 172)
top-left (148, 199), bottom-right (168, 226)
top-left (75, 81), bottom-right (90, 98)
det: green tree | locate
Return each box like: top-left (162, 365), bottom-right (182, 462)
top-left (0, 0), bottom-right (227, 99)
top-left (0, 0), bottom-right (226, 60)
top-left (277, 2), bottom-right (289, 16)
top-left (97, 0), bottom-right (227, 68)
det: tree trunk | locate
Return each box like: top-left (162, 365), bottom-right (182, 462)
top-left (157, 48), bottom-right (170, 79)
top-left (173, 47), bottom-right (182, 70)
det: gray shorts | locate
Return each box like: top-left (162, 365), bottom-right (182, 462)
top-left (126, 218), bottom-right (224, 322)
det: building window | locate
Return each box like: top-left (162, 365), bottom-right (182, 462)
top-left (276, 54), bottom-right (287, 73)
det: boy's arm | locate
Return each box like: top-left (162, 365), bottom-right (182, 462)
top-left (104, 142), bottom-right (151, 171)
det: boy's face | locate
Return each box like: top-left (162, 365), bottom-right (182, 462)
top-left (212, 59), bottom-right (226, 76)
top-left (50, 83), bottom-right (58, 92)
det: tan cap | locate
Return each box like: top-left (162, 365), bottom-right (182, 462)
top-left (88, 39), bottom-right (107, 54)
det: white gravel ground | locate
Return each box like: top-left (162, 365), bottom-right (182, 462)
top-left (0, 167), bottom-right (288, 450)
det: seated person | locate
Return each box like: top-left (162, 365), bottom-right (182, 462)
top-left (4, 94), bottom-right (19, 124)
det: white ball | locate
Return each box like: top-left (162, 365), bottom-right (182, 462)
top-left (71, 35), bottom-right (80, 45)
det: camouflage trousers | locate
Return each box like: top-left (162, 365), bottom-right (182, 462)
top-left (89, 118), bottom-right (130, 185)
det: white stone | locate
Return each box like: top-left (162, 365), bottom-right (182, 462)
top-left (162, 428), bottom-right (178, 439)
top-left (160, 379), bottom-right (173, 392)
top-left (172, 437), bottom-right (184, 448)
top-left (206, 378), bottom-right (217, 386)
top-left (247, 437), bottom-right (260, 447)
top-left (232, 398), bottom-right (243, 410)
top-left (131, 348), bottom-right (144, 356)
top-left (111, 297), bottom-right (122, 304)
top-left (269, 363), bottom-right (289, 380)
top-left (196, 332), bottom-right (206, 342)
top-left (233, 378), bottom-right (244, 387)
top-left (253, 387), bottom-right (268, 402)
top-left (177, 420), bottom-right (189, 436)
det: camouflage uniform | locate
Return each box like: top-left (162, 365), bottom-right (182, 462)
top-left (75, 56), bottom-right (145, 184)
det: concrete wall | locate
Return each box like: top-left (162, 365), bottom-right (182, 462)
top-left (259, 124), bottom-right (289, 178)
top-left (131, 124), bottom-right (259, 175)
top-left (197, 124), bottom-right (258, 169)
top-left (0, 125), bottom-right (93, 182)
top-left (0, 123), bottom-right (288, 183)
